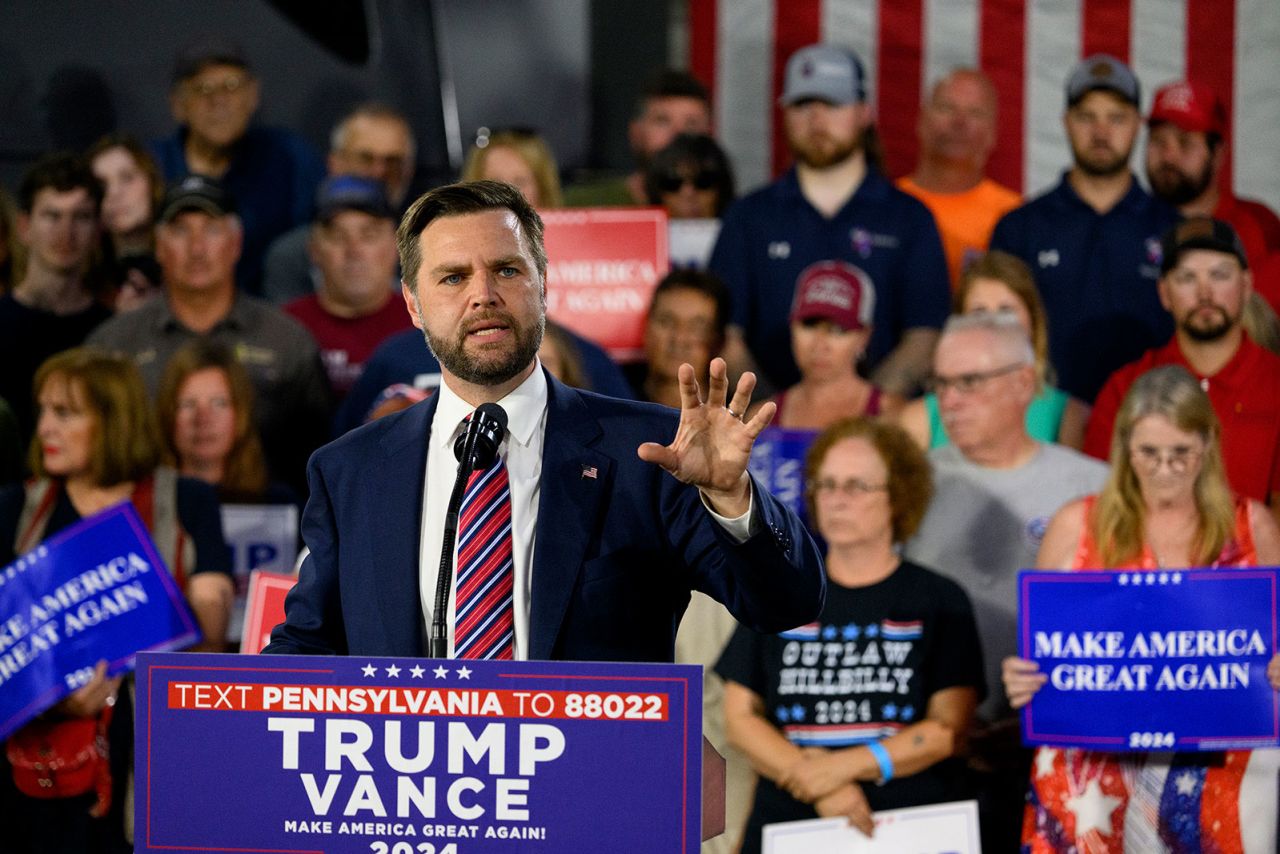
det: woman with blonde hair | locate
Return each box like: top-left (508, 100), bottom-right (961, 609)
top-left (461, 128), bottom-right (562, 208)
top-left (1004, 365), bottom-right (1280, 851)
top-left (898, 251), bottom-right (1089, 449)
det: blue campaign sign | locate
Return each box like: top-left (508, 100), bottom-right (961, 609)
top-left (136, 652), bottom-right (703, 853)
top-left (0, 504), bottom-right (200, 740)
top-left (1018, 568), bottom-right (1279, 751)
top-left (748, 427), bottom-right (817, 528)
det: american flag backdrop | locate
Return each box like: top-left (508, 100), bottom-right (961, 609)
top-left (688, 0), bottom-right (1280, 207)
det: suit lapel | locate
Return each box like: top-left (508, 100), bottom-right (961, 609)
top-left (368, 395), bottom-right (439, 655)
top-left (529, 376), bottom-right (611, 660)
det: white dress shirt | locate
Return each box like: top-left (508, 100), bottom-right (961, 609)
top-left (417, 362), bottom-right (756, 659)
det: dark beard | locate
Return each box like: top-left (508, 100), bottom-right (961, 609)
top-left (423, 309), bottom-right (545, 387)
top-left (1073, 147), bottom-right (1130, 178)
top-left (1148, 163), bottom-right (1215, 207)
top-left (790, 130), bottom-right (862, 170)
top-left (1180, 305), bottom-right (1234, 342)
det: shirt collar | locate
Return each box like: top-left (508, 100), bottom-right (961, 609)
top-left (432, 360), bottom-right (549, 453)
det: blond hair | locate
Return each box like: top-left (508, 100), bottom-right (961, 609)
top-left (1092, 365), bottom-right (1235, 566)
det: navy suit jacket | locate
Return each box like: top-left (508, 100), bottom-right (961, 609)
top-left (265, 373), bottom-right (825, 662)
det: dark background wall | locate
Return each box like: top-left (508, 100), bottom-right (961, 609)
top-left (0, 0), bottom-right (672, 191)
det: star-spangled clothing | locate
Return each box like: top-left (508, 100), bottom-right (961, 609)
top-left (417, 361), bottom-right (758, 659)
top-left (716, 561), bottom-right (985, 854)
top-left (1023, 495), bottom-right (1280, 852)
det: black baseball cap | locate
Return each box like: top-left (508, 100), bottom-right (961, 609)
top-left (316, 175), bottom-right (395, 224)
top-left (1160, 217), bottom-right (1248, 273)
top-left (159, 175), bottom-right (237, 223)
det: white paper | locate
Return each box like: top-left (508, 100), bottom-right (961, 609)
top-left (221, 503), bottom-right (299, 641)
top-left (763, 799), bottom-right (982, 854)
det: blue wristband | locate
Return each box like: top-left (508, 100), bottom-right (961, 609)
top-left (867, 740), bottom-right (894, 783)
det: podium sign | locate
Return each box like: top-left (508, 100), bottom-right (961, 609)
top-left (136, 652), bottom-right (703, 852)
top-left (1019, 568), bottom-right (1279, 751)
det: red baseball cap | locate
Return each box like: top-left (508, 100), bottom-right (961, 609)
top-left (1148, 81), bottom-right (1226, 136)
top-left (790, 261), bottom-right (875, 330)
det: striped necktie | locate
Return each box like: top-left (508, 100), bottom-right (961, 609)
top-left (454, 453), bottom-right (515, 659)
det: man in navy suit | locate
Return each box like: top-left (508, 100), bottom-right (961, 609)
top-left (265, 180), bottom-right (824, 662)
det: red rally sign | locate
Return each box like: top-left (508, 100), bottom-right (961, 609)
top-left (542, 207), bottom-right (669, 362)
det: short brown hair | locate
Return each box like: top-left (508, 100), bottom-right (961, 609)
top-left (31, 348), bottom-right (160, 486)
top-left (396, 180), bottom-right (547, 289)
top-left (155, 340), bottom-right (268, 498)
top-left (804, 417), bottom-right (933, 543)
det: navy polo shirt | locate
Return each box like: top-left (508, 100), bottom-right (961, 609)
top-left (989, 173), bottom-right (1180, 403)
top-left (708, 168), bottom-right (950, 389)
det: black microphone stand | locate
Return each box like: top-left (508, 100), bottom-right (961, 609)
top-left (428, 405), bottom-right (507, 658)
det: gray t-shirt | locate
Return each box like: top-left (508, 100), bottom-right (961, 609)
top-left (903, 442), bottom-right (1108, 722)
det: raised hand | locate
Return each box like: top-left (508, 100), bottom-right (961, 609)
top-left (637, 357), bottom-right (776, 516)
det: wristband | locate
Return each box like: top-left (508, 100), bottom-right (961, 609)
top-left (867, 740), bottom-right (894, 783)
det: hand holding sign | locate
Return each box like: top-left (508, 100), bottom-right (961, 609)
top-left (1002, 656), bottom-right (1047, 710)
top-left (56, 660), bottom-right (121, 717)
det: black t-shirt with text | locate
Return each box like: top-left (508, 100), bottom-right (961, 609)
top-left (716, 560), bottom-right (985, 851)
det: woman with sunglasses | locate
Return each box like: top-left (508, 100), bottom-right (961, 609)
top-left (644, 133), bottom-right (735, 219)
top-left (717, 417), bottom-right (983, 851)
top-left (1004, 365), bottom-right (1280, 852)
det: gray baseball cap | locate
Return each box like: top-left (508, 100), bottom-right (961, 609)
top-left (1066, 54), bottom-right (1140, 107)
top-left (780, 44), bottom-right (866, 106)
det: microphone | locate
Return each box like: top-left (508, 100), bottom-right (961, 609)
top-left (429, 403), bottom-right (509, 658)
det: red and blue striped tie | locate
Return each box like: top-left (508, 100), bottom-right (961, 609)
top-left (454, 453), bottom-right (515, 659)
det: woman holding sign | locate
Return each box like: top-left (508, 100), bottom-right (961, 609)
top-left (0, 348), bottom-right (232, 853)
top-left (717, 417), bottom-right (983, 850)
top-left (1004, 365), bottom-right (1280, 852)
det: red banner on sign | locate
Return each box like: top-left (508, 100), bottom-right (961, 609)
top-left (239, 570), bottom-right (296, 654)
top-left (542, 207), bottom-right (669, 362)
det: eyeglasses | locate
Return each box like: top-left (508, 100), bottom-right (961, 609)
top-left (1129, 443), bottom-right (1203, 474)
top-left (808, 477), bottom-right (888, 498)
top-left (657, 170), bottom-right (720, 194)
top-left (924, 363), bottom-right (1026, 396)
top-left (186, 75), bottom-right (251, 99)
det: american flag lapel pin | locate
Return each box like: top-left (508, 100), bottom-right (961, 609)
top-left (581, 464), bottom-right (598, 480)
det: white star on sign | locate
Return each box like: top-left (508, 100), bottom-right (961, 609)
top-left (361, 663), bottom-right (377, 677)
top-left (385, 665), bottom-right (401, 678)
top-left (1035, 748), bottom-right (1059, 778)
top-left (1065, 778), bottom-right (1121, 839)
top-left (456, 666), bottom-right (472, 680)
top-left (433, 666), bottom-right (449, 679)
top-left (1175, 771), bottom-right (1198, 796)
top-left (410, 665), bottom-right (425, 678)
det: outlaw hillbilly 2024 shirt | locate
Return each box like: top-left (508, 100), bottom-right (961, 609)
top-left (716, 561), bottom-right (985, 838)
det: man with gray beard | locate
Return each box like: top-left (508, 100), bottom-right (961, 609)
top-left (1085, 217), bottom-right (1280, 514)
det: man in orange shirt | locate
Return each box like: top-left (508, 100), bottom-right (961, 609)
top-left (898, 69), bottom-right (1020, 288)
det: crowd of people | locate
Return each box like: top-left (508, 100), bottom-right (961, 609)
top-left (2, 33), bottom-right (1280, 854)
